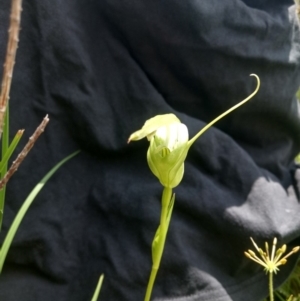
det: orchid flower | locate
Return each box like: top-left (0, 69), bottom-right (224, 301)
top-left (128, 74), bottom-right (260, 301)
top-left (128, 74), bottom-right (260, 188)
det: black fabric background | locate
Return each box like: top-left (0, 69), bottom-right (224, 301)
top-left (0, 0), bottom-right (299, 300)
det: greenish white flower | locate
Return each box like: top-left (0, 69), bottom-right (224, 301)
top-left (128, 74), bottom-right (260, 188)
top-left (147, 121), bottom-right (189, 188)
top-left (128, 114), bottom-right (189, 188)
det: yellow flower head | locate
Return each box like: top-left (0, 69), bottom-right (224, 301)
top-left (244, 237), bottom-right (300, 274)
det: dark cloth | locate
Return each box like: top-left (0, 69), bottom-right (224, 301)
top-left (0, 0), bottom-right (299, 300)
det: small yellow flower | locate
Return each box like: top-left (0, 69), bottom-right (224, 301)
top-left (244, 237), bottom-right (300, 274)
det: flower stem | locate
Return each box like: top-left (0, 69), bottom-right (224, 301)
top-left (144, 187), bottom-right (173, 301)
top-left (269, 272), bottom-right (274, 301)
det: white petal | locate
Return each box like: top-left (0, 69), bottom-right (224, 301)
top-left (155, 123), bottom-right (189, 151)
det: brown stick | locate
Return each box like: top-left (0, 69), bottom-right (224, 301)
top-left (0, 0), bottom-right (22, 138)
top-left (295, 0), bottom-right (300, 19)
top-left (0, 115), bottom-right (50, 190)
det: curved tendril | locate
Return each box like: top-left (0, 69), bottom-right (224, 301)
top-left (188, 74), bottom-right (260, 147)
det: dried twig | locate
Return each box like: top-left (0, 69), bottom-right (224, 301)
top-left (0, 0), bottom-right (22, 138)
top-left (0, 115), bottom-right (50, 190)
top-left (295, 0), bottom-right (300, 20)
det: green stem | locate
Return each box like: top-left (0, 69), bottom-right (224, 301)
top-left (144, 263), bottom-right (158, 301)
top-left (269, 272), bottom-right (274, 301)
top-left (144, 187), bottom-right (172, 301)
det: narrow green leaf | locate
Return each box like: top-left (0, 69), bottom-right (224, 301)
top-left (0, 130), bottom-right (23, 174)
top-left (0, 150), bottom-right (80, 273)
top-left (91, 274), bottom-right (104, 301)
top-left (2, 105), bottom-right (9, 158)
top-left (0, 107), bottom-right (10, 231)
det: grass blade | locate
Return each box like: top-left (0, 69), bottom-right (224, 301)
top-left (0, 107), bottom-right (10, 231)
top-left (0, 150), bottom-right (80, 273)
top-left (0, 129), bottom-right (24, 174)
top-left (0, 129), bottom-right (24, 230)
